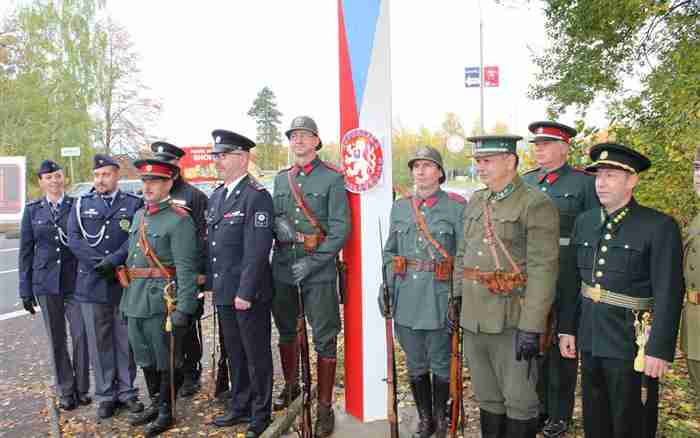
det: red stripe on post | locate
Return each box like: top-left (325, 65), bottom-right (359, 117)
top-left (338, 0), bottom-right (364, 420)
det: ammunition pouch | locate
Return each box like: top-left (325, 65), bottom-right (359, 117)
top-left (392, 256), bottom-right (407, 276)
top-left (115, 265), bottom-right (131, 288)
top-left (434, 257), bottom-right (454, 282)
top-left (463, 268), bottom-right (527, 295)
top-left (302, 232), bottom-right (324, 253)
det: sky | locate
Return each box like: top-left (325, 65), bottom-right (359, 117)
top-left (5, 0), bottom-right (608, 147)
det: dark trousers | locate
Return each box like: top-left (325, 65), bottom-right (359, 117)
top-left (180, 300), bottom-right (203, 378)
top-left (37, 294), bottom-right (90, 398)
top-left (218, 303), bottom-right (273, 429)
top-left (581, 352), bottom-right (658, 438)
top-left (537, 344), bottom-right (578, 422)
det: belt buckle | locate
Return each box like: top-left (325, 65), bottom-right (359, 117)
top-left (689, 291), bottom-right (700, 305)
top-left (590, 284), bottom-right (602, 303)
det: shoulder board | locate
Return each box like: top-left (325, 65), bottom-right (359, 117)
top-left (321, 160), bottom-right (343, 173)
top-left (446, 191), bottom-right (466, 205)
top-left (572, 166), bottom-right (594, 176)
top-left (213, 182), bottom-right (225, 191)
top-left (80, 192), bottom-right (96, 199)
top-left (521, 167), bottom-right (541, 175)
top-left (26, 199), bottom-right (41, 206)
top-left (123, 191), bottom-right (141, 199)
top-left (248, 178), bottom-right (266, 191)
top-left (278, 166), bottom-right (293, 173)
top-left (169, 204), bottom-right (190, 217)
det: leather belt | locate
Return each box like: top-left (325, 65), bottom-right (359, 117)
top-left (406, 259), bottom-right (437, 272)
top-left (276, 232), bottom-right (322, 245)
top-left (462, 267), bottom-right (484, 280)
top-left (128, 267), bottom-right (175, 279)
top-left (581, 282), bottom-right (654, 311)
top-left (688, 290), bottom-right (700, 305)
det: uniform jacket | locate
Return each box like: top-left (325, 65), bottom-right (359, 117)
top-left (206, 175), bottom-right (274, 306)
top-left (170, 177), bottom-right (208, 273)
top-left (271, 158), bottom-right (350, 285)
top-left (19, 196), bottom-right (78, 297)
top-left (382, 189), bottom-right (466, 330)
top-left (522, 164), bottom-right (599, 331)
top-left (560, 198), bottom-right (684, 362)
top-left (119, 200), bottom-right (199, 318)
top-left (455, 176), bottom-right (560, 334)
top-left (682, 213), bottom-right (700, 361)
top-left (67, 190), bottom-right (143, 305)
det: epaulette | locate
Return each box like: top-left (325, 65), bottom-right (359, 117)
top-left (521, 167), bottom-right (541, 175)
top-left (170, 204), bottom-right (190, 217)
top-left (170, 199), bottom-right (190, 210)
top-left (124, 191), bottom-right (141, 199)
top-left (572, 166), bottom-right (594, 175)
top-left (446, 191), bottom-right (467, 205)
top-left (321, 160), bottom-right (343, 174)
top-left (213, 182), bottom-right (225, 192)
top-left (26, 199), bottom-right (41, 206)
top-left (80, 191), bottom-right (96, 198)
top-left (278, 166), bottom-right (293, 173)
top-left (248, 178), bottom-right (266, 191)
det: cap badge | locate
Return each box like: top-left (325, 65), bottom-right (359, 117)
top-left (157, 146), bottom-right (164, 153)
top-left (99, 159), bottom-right (104, 164)
top-left (146, 165), bottom-right (153, 171)
top-left (600, 151), bottom-right (608, 160)
top-left (215, 136), bottom-right (222, 144)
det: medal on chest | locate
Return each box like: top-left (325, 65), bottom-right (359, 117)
top-left (120, 218), bottom-right (131, 231)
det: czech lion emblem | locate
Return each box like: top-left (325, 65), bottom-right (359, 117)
top-left (341, 128), bottom-right (383, 193)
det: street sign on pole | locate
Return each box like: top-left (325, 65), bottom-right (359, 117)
top-left (464, 67), bottom-right (480, 88)
top-left (60, 147), bottom-right (81, 157)
top-left (484, 66), bottom-right (500, 87)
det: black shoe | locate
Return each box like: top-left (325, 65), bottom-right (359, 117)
top-left (273, 383), bottom-right (301, 411)
top-left (543, 419), bottom-right (569, 438)
top-left (178, 374), bottom-right (200, 397)
top-left (314, 403), bottom-right (335, 438)
top-left (538, 413), bottom-right (550, 432)
top-left (76, 393), bottom-right (92, 406)
top-left (213, 410), bottom-right (250, 427)
top-left (144, 403), bottom-right (174, 437)
top-left (245, 420), bottom-right (270, 438)
top-left (409, 374), bottom-right (435, 438)
top-left (58, 395), bottom-right (77, 411)
top-left (120, 398), bottom-right (144, 414)
top-left (129, 397), bottom-right (160, 426)
top-left (97, 401), bottom-right (116, 419)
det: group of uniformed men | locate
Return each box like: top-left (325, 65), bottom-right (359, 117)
top-left (19, 116), bottom-right (698, 438)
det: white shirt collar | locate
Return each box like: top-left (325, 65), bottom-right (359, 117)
top-left (225, 174), bottom-right (247, 198)
top-left (46, 193), bottom-right (65, 207)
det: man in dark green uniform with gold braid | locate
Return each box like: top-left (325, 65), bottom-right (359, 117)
top-left (117, 158), bottom-right (199, 437)
top-left (455, 135), bottom-right (559, 438)
top-left (380, 146), bottom-right (465, 438)
top-left (521, 121), bottom-right (599, 437)
top-left (271, 116), bottom-right (350, 437)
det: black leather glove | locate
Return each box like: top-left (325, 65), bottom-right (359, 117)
top-left (515, 329), bottom-right (540, 361)
top-left (291, 258), bottom-right (313, 285)
top-left (446, 296), bottom-right (462, 331)
top-left (274, 216), bottom-right (296, 244)
top-left (377, 283), bottom-right (392, 318)
top-left (22, 296), bottom-right (37, 314)
top-left (94, 258), bottom-right (115, 280)
top-left (170, 310), bottom-right (190, 328)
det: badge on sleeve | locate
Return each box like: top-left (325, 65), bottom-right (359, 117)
top-left (254, 211), bottom-right (270, 228)
top-left (120, 219), bottom-right (131, 231)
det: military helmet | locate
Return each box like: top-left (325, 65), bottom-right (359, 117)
top-left (408, 146), bottom-right (446, 184)
top-left (285, 116), bottom-right (323, 151)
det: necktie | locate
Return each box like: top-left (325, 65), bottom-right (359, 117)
top-left (219, 188), bottom-right (229, 212)
top-left (102, 195), bottom-right (113, 208)
top-left (50, 203), bottom-right (59, 218)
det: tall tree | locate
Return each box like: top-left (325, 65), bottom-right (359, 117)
top-left (93, 17), bottom-right (162, 156)
top-left (247, 86), bottom-right (283, 170)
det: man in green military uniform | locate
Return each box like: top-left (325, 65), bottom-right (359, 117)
top-left (455, 135), bottom-right (559, 438)
top-left (117, 158), bottom-right (199, 437)
top-left (683, 145), bottom-right (700, 410)
top-left (271, 116), bottom-right (350, 437)
top-left (521, 121), bottom-right (599, 437)
top-left (380, 146), bottom-right (465, 438)
top-left (558, 143), bottom-right (684, 438)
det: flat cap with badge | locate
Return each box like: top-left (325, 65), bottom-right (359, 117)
top-left (37, 159), bottom-right (62, 176)
top-left (151, 141), bottom-right (185, 162)
top-left (528, 121), bottom-right (577, 144)
top-left (585, 143), bottom-right (651, 174)
top-left (93, 154), bottom-right (120, 170)
top-left (467, 134), bottom-right (523, 158)
top-left (211, 129), bottom-right (256, 154)
top-left (133, 157), bottom-right (179, 181)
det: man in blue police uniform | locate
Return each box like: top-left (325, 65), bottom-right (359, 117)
top-left (19, 160), bottom-right (90, 410)
top-left (151, 141), bottom-right (210, 397)
top-left (206, 130), bottom-right (274, 438)
top-left (559, 143), bottom-right (684, 438)
top-left (521, 121), bottom-right (599, 437)
top-left (67, 154), bottom-right (144, 419)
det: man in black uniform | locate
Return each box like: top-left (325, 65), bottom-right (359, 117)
top-left (559, 143), bottom-right (684, 438)
top-left (150, 141), bottom-right (210, 397)
top-left (206, 129), bottom-right (274, 438)
top-left (521, 121), bottom-right (599, 437)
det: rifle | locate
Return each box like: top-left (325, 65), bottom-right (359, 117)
top-left (294, 247), bottom-right (313, 438)
top-left (378, 219), bottom-right (399, 438)
top-left (448, 275), bottom-right (464, 437)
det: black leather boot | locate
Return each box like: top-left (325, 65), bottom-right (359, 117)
top-left (480, 409), bottom-right (506, 438)
top-left (129, 367), bottom-right (160, 426)
top-left (432, 375), bottom-right (450, 438)
top-left (409, 374), bottom-right (435, 438)
top-left (144, 402), bottom-right (174, 437)
top-left (504, 416), bottom-right (538, 438)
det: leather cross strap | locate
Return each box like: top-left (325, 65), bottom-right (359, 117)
top-left (394, 185), bottom-right (450, 260)
top-left (287, 167), bottom-right (326, 239)
top-left (483, 200), bottom-right (521, 275)
top-left (139, 214), bottom-right (175, 280)
top-left (128, 267), bottom-right (176, 279)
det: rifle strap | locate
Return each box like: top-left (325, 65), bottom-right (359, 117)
top-left (139, 213), bottom-right (174, 280)
top-left (394, 185), bottom-right (450, 260)
top-left (287, 167), bottom-right (326, 238)
top-left (483, 201), bottom-right (521, 274)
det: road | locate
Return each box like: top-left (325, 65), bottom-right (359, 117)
top-left (0, 236), bottom-right (21, 315)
